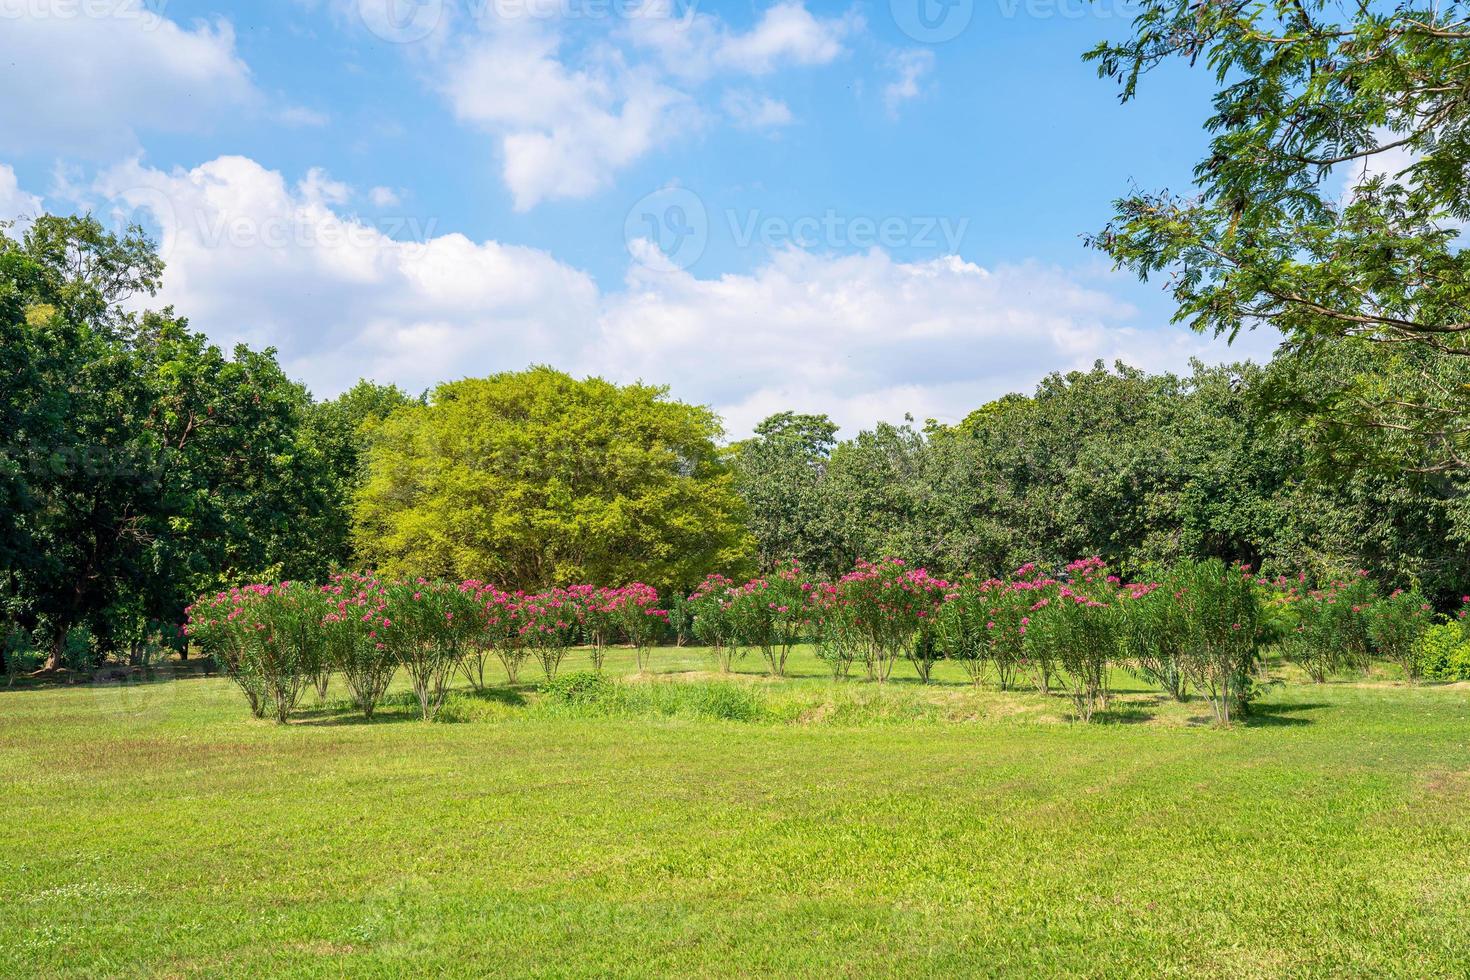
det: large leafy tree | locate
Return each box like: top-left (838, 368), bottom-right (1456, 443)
top-left (730, 412), bottom-right (840, 573)
top-left (2, 216), bottom-right (341, 669)
top-left (352, 367), bottom-right (751, 592)
top-left (1087, 0), bottom-right (1470, 467)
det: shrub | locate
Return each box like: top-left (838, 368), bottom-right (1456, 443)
top-left (480, 587), bottom-right (531, 684)
top-left (688, 574), bottom-right (744, 672)
top-left (3, 626), bottom-right (41, 686)
top-left (378, 580), bottom-right (466, 721)
top-left (320, 572), bottom-right (397, 719)
top-left (1173, 560), bottom-right (1262, 725)
top-left (809, 584), bottom-right (859, 680)
top-left (236, 582), bottom-right (323, 724)
top-left (836, 558), bottom-right (948, 685)
top-left (1366, 589), bottom-right (1434, 683)
top-left (1416, 622), bottom-right (1470, 681)
top-left (1116, 579), bottom-right (1188, 701)
top-left (603, 583), bottom-right (666, 673)
top-left (518, 587), bottom-right (585, 681)
top-left (933, 576), bottom-right (990, 687)
top-left (186, 587), bottom-right (265, 717)
top-left (1024, 558), bottom-right (1119, 721)
top-left (726, 563), bottom-right (810, 677)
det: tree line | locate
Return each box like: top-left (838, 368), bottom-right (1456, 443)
top-left (6, 213), bottom-right (1470, 676)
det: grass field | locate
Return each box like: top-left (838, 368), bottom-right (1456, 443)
top-left (3, 646), bottom-right (1470, 977)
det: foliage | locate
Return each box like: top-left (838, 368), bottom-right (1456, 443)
top-left (1415, 621), bottom-right (1470, 682)
top-left (832, 558), bottom-right (948, 684)
top-left (1086, 0), bottom-right (1470, 470)
top-left (687, 574), bottom-right (743, 673)
top-left (377, 580), bottom-right (470, 721)
top-left (319, 572), bottom-right (397, 718)
top-left (1366, 589), bottom-right (1435, 683)
top-left (352, 367), bottom-right (751, 593)
top-left (1172, 561), bottom-right (1263, 725)
top-left (1022, 558), bottom-right (1122, 721)
top-left (723, 563), bottom-right (810, 677)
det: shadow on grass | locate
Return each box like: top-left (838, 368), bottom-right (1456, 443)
top-left (1242, 702), bottom-right (1327, 727)
top-left (294, 684), bottom-right (531, 726)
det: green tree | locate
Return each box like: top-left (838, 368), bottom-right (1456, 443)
top-left (730, 412), bottom-right (839, 572)
top-left (352, 367), bottom-right (751, 592)
top-left (1087, 0), bottom-right (1470, 468)
top-left (2, 215), bottom-right (342, 669)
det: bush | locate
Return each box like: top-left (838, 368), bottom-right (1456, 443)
top-left (1366, 589), bottom-right (1434, 682)
top-left (1416, 622), bottom-right (1470, 681)
top-left (320, 572), bottom-right (397, 719)
top-left (378, 580), bottom-right (467, 721)
top-left (1117, 580), bottom-right (1189, 701)
top-left (688, 574), bottom-right (744, 673)
top-left (1172, 560), bottom-right (1262, 725)
top-left (1024, 558), bottom-right (1120, 722)
top-left (725, 563), bottom-right (809, 677)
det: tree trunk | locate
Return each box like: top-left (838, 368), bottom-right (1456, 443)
top-left (45, 631), bottom-right (65, 672)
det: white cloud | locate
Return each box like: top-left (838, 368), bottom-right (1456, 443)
top-left (596, 250), bottom-right (1281, 435)
top-left (629, 0), bottom-right (857, 81)
top-left (443, 28), bottom-right (692, 209)
top-left (80, 155), bottom-right (1274, 437)
top-left (369, 186), bottom-right (402, 207)
top-left (883, 49), bottom-right (934, 118)
top-left (723, 91), bottom-right (795, 131)
top-left (0, 7), bottom-right (256, 155)
top-left (0, 165), bottom-right (44, 224)
top-left (434, 2), bottom-right (854, 208)
top-left (94, 155), bottom-right (600, 395)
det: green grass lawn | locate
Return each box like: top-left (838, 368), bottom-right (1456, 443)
top-left (3, 646), bottom-right (1469, 977)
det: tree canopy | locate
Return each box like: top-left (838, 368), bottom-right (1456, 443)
top-left (352, 367), bottom-right (751, 592)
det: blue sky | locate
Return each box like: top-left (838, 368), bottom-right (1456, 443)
top-left (0, 0), bottom-right (1278, 434)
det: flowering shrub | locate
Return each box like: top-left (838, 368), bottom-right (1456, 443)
top-left (186, 582), bottom-right (325, 724)
top-left (602, 583), bottom-right (667, 673)
top-left (185, 587), bottom-right (267, 718)
top-left (725, 563), bottom-right (810, 677)
top-left (688, 574), bottom-right (743, 672)
top-left (320, 572), bottom-right (397, 719)
top-left (835, 559), bottom-right (948, 684)
top-left (806, 581), bottom-right (859, 679)
top-left (1276, 573), bottom-right (1377, 682)
top-left (1172, 560), bottom-right (1262, 724)
top-left (1116, 577), bottom-right (1186, 701)
top-left (1366, 589), bottom-right (1434, 683)
top-left (479, 587), bottom-right (531, 684)
top-left (377, 580), bottom-right (470, 721)
top-left (1023, 558), bottom-right (1120, 721)
top-left (518, 587), bottom-right (586, 681)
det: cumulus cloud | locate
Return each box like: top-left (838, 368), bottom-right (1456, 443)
top-left (0, 165), bottom-right (44, 224)
top-left (0, 6), bottom-right (256, 155)
top-left (597, 250), bottom-right (1219, 434)
top-left (94, 155), bottom-right (600, 395)
top-left (434, 2), bottom-right (853, 207)
top-left (78, 155), bottom-right (1278, 436)
top-left (443, 27), bottom-right (692, 209)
